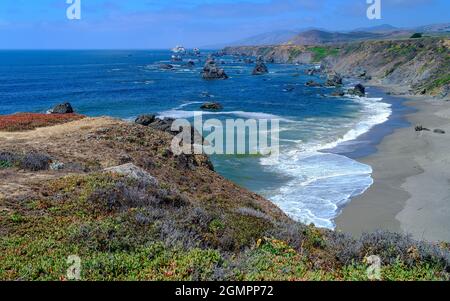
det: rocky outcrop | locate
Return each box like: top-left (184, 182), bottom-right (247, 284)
top-left (135, 114), bottom-right (156, 126)
top-left (104, 163), bottom-right (158, 186)
top-left (331, 90), bottom-right (345, 97)
top-left (202, 57), bottom-right (228, 80)
top-left (186, 60), bottom-right (195, 68)
top-left (49, 103), bottom-right (74, 114)
top-left (325, 73), bottom-right (343, 87)
top-left (159, 64), bottom-right (174, 70)
top-left (223, 37), bottom-right (450, 97)
top-left (306, 80), bottom-right (322, 87)
top-left (347, 84), bottom-right (366, 97)
top-left (252, 56), bottom-right (269, 75)
top-left (200, 102), bottom-right (223, 111)
top-left (148, 118), bottom-right (176, 133)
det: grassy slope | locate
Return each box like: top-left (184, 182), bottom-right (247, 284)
top-left (1, 118), bottom-right (449, 281)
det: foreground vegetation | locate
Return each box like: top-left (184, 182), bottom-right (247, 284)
top-left (1, 171), bottom-right (449, 281)
top-left (0, 117), bottom-right (449, 281)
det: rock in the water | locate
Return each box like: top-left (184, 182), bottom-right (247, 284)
top-left (347, 84), bottom-right (366, 97)
top-left (325, 73), bottom-right (343, 87)
top-left (202, 57), bottom-right (228, 80)
top-left (331, 90), bottom-right (345, 97)
top-left (244, 58), bottom-right (254, 64)
top-left (306, 80), bottom-right (322, 87)
top-left (186, 60), bottom-right (195, 68)
top-left (49, 102), bottom-right (74, 114)
top-left (283, 85), bottom-right (295, 92)
top-left (252, 56), bottom-right (268, 75)
top-left (200, 102), bottom-right (223, 111)
top-left (104, 163), bottom-right (158, 186)
top-left (434, 129), bottom-right (446, 134)
top-left (135, 114), bottom-right (156, 126)
top-left (171, 55), bottom-right (182, 62)
top-left (159, 64), bottom-right (174, 70)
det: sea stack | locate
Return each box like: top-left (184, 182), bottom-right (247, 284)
top-left (325, 72), bottom-right (343, 87)
top-left (252, 56), bottom-right (269, 75)
top-left (49, 102), bottom-right (74, 114)
top-left (201, 57), bottom-right (228, 80)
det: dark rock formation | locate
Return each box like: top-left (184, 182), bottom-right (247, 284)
top-left (415, 125), bottom-right (431, 132)
top-left (283, 85), bottom-right (295, 92)
top-left (135, 114), bottom-right (156, 126)
top-left (159, 64), bottom-right (174, 70)
top-left (252, 56), bottom-right (269, 75)
top-left (331, 90), bottom-right (345, 97)
top-left (148, 118), bottom-right (176, 133)
top-left (325, 73), bottom-right (343, 87)
top-left (200, 102), bottom-right (223, 111)
top-left (49, 103), bottom-right (74, 114)
top-left (434, 129), bottom-right (446, 134)
top-left (186, 60), bottom-right (195, 68)
top-left (202, 57), bottom-right (228, 80)
top-left (347, 84), bottom-right (366, 97)
top-left (306, 80), bottom-right (322, 87)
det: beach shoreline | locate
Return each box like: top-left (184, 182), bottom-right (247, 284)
top-left (336, 90), bottom-right (450, 243)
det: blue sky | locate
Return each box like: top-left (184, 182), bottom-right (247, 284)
top-left (0, 0), bottom-right (448, 49)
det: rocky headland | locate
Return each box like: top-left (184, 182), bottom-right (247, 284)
top-left (223, 37), bottom-right (450, 98)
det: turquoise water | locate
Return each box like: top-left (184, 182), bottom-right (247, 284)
top-left (0, 50), bottom-right (392, 228)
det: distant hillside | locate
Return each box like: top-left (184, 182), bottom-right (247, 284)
top-left (228, 30), bottom-right (299, 46)
top-left (223, 37), bottom-right (450, 98)
top-left (220, 23), bottom-right (449, 47)
top-left (416, 23), bottom-right (450, 33)
top-left (286, 30), bottom-right (385, 45)
top-left (352, 24), bottom-right (399, 33)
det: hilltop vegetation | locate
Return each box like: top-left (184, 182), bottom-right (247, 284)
top-left (0, 117), bottom-right (449, 280)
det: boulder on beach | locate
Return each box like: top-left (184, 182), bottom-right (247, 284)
top-left (347, 84), bottom-right (366, 97)
top-left (49, 102), bottom-right (74, 114)
top-left (415, 125), bottom-right (431, 132)
top-left (200, 102), bottom-right (223, 111)
top-left (135, 114), bottom-right (156, 126)
top-left (252, 56), bottom-right (268, 75)
top-left (325, 72), bottom-right (343, 87)
top-left (202, 57), bottom-right (228, 80)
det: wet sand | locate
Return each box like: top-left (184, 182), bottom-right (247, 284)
top-left (336, 96), bottom-right (450, 242)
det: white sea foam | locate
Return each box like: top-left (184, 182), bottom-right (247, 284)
top-left (260, 95), bottom-right (392, 229)
top-left (157, 109), bottom-right (295, 122)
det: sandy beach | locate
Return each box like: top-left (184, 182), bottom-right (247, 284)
top-left (336, 95), bottom-right (450, 242)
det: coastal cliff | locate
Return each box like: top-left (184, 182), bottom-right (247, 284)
top-left (1, 115), bottom-right (450, 280)
top-left (223, 37), bottom-right (450, 98)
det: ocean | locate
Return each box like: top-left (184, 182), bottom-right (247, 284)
top-left (0, 50), bottom-right (395, 229)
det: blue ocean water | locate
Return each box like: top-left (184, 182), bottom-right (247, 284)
top-left (0, 50), bottom-right (392, 228)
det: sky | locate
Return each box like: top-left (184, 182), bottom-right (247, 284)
top-left (0, 0), bottom-right (448, 49)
